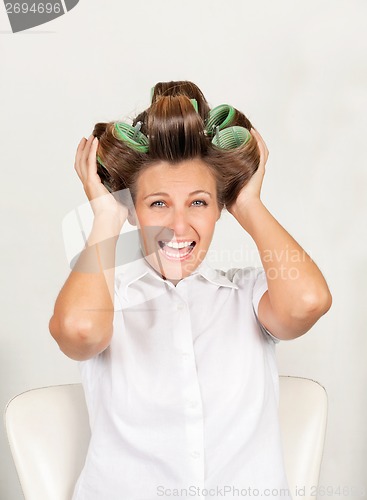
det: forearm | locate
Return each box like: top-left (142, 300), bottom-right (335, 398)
top-left (231, 198), bottom-right (332, 318)
top-left (49, 212), bottom-right (125, 360)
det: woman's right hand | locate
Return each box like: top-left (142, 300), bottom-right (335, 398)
top-left (74, 135), bottom-right (129, 226)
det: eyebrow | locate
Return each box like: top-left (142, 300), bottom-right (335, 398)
top-left (143, 190), bottom-right (212, 200)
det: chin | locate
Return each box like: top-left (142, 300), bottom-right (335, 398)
top-left (144, 250), bottom-right (199, 281)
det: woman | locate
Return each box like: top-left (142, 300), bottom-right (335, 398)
top-left (49, 81), bottom-right (332, 499)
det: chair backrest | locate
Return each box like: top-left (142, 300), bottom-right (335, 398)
top-left (279, 376), bottom-right (328, 500)
top-left (4, 384), bottom-right (91, 500)
top-left (4, 377), bottom-right (327, 500)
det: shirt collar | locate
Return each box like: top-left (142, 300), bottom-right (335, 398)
top-left (116, 251), bottom-right (239, 294)
top-left (195, 259), bottom-right (239, 289)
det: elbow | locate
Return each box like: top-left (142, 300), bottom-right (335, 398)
top-left (49, 314), bottom-right (112, 361)
top-left (321, 289), bottom-right (333, 315)
top-left (49, 314), bottom-right (88, 345)
top-left (291, 288), bottom-right (333, 324)
top-left (264, 288), bottom-right (333, 341)
top-left (49, 314), bottom-right (63, 344)
top-left (304, 288), bottom-right (332, 316)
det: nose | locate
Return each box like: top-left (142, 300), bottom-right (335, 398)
top-left (168, 208), bottom-right (191, 236)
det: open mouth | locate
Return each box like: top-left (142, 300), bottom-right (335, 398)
top-left (158, 240), bottom-right (196, 261)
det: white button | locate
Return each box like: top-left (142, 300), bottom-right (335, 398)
top-left (182, 352), bottom-right (189, 361)
top-left (177, 303), bottom-right (185, 311)
top-left (188, 400), bottom-right (198, 408)
top-left (190, 451), bottom-right (200, 459)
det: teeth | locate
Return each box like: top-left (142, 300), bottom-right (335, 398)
top-left (158, 240), bottom-right (195, 260)
top-left (163, 248), bottom-right (192, 258)
top-left (164, 241), bottom-right (194, 249)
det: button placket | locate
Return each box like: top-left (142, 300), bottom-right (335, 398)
top-left (171, 287), bottom-right (205, 483)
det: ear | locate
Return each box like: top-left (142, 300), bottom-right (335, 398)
top-left (127, 209), bottom-right (137, 226)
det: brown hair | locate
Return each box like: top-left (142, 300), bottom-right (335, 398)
top-left (92, 80), bottom-right (260, 211)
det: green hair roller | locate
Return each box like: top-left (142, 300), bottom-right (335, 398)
top-left (114, 121), bottom-right (149, 153)
top-left (205, 104), bottom-right (236, 135)
top-left (205, 104), bottom-right (251, 150)
top-left (211, 125), bottom-right (251, 149)
top-left (190, 98), bottom-right (198, 113)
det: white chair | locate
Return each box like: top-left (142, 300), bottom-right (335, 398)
top-left (4, 384), bottom-right (90, 500)
top-left (4, 376), bottom-right (327, 500)
top-left (278, 376), bottom-right (328, 499)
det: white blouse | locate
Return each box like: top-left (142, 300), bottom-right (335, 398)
top-left (72, 254), bottom-right (292, 500)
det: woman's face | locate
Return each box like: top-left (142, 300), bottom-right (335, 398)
top-left (130, 158), bottom-right (221, 285)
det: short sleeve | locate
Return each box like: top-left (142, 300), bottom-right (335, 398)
top-left (252, 268), bottom-right (280, 344)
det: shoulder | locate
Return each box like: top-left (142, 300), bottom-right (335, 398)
top-left (222, 266), bottom-right (265, 289)
top-left (200, 264), bottom-right (268, 302)
top-left (222, 266), bottom-right (269, 310)
top-left (197, 262), bottom-right (262, 291)
top-left (217, 266), bottom-right (280, 344)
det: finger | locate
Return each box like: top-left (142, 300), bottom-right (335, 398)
top-left (251, 128), bottom-right (265, 154)
top-left (256, 130), bottom-right (269, 158)
top-left (257, 130), bottom-right (269, 158)
top-left (80, 134), bottom-right (95, 178)
top-left (75, 137), bottom-right (87, 162)
top-left (80, 134), bottom-right (95, 164)
top-left (251, 127), bottom-right (264, 147)
top-left (251, 128), bottom-right (268, 163)
top-left (74, 137), bottom-right (87, 179)
top-left (86, 137), bottom-right (99, 178)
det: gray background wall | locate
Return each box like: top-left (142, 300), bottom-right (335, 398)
top-left (1, 0), bottom-right (366, 498)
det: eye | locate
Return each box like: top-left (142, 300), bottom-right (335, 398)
top-left (192, 200), bottom-right (208, 207)
top-left (150, 200), bottom-right (165, 207)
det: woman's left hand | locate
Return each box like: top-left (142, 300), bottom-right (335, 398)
top-left (227, 128), bottom-right (269, 215)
